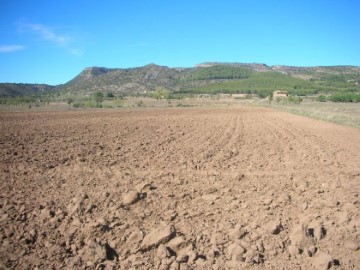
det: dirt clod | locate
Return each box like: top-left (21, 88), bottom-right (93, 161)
top-left (312, 252), bottom-right (334, 270)
top-left (141, 225), bottom-right (176, 251)
top-left (122, 191), bottom-right (141, 205)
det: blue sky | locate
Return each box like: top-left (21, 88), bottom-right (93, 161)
top-left (1, 0), bottom-right (359, 85)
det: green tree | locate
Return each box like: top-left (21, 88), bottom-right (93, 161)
top-left (152, 87), bottom-right (168, 100)
top-left (67, 97), bottom-right (74, 107)
top-left (269, 92), bottom-right (273, 104)
top-left (106, 92), bottom-right (114, 98)
top-left (93, 92), bottom-right (104, 107)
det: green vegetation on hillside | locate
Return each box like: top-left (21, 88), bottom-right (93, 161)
top-left (316, 93), bottom-right (360, 103)
top-left (178, 71), bottom-right (360, 98)
top-left (0, 95), bottom-right (51, 107)
top-left (1, 63), bottom-right (360, 103)
top-left (0, 83), bottom-right (55, 97)
top-left (189, 65), bottom-right (252, 80)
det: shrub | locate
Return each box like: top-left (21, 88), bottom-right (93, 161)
top-left (136, 100), bottom-right (145, 107)
top-left (288, 96), bottom-right (303, 104)
top-left (67, 97), bottom-right (74, 106)
top-left (106, 92), bottom-right (114, 98)
top-left (316, 95), bottom-right (327, 102)
top-left (152, 87), bottom-right (169, 100)
top-left (93, 92), bottom-right (104, 106)
top-left (73, 102), bottom-right (82, 108)
top-left (328, 93), bottom-right (360, 102)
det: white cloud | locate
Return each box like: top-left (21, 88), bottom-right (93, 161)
top-left (0, 45), bottom-right (25, 53)
top-left (19, 21), bottom-right (83, 57)
top-left (24, 23), bottom-right (71, 46)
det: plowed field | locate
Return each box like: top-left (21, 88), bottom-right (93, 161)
top-left (0, 108), bottom-right (359, 269)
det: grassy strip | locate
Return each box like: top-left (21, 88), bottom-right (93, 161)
top-left (270, 102), bottom-right (360, 128)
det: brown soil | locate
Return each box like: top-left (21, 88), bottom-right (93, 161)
top-left (0, 107), bottom-right (359, 270)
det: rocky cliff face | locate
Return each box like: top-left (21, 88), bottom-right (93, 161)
top-left (81, 67), bottom-right (113, 78)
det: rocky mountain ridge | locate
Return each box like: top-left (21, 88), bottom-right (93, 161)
top-left (0, 83), bottom-right (55, 98)
top-left (1, 63), bottom-right (359, 97)
top-left (58, 63), bottom-right (360, 96)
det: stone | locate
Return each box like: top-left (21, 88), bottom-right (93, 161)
top-left (229, 225), bottom-right (247, 240)
top-left (176, 254), bottom-right (189, 263)
top-left (85, 204), bottom-right (97, 214)
top-left (39, 208), bottom-right (52, 221)
top-left (208, 245), bottom-right (221, 258)
top-left (288, 245), bottom-right (300, 257)
top-left (167, 235), bottom-right (186, 251)
top-left (122, 191), bottom-right (140, 205)
top-left (344, 240), bottom-right (359, 251)
top-left (335, 212), bottom-right (349, 225)
top-left (302, 202), bottom-right (309, 210)
top-left (263, 198), bottom-right (273, 205)
top-left (71, 217), bottom-right (82, 227)
top-left (268, 249), bottom-right (277, 256)
top-left (141, 225), bottom-right (176, 250)
top-left (312, 252), bottom-right (333, 270)
top-left (179, 263), bottom-right (191, 270)
top-left (80, 241), bottom-right (106, 265)
top-left (95, 218), bottom-right (109, 231)
top-left (127, 229), bottom-right (144, 243)
top-left (176, 244), bottom-right (193, 262)
top-left (170, 212), bottom-right (178, 221)
top-left (313, 224), bottom-right (326, 241)
top-left (267, 220), bottom-right (282, 235)
top-left (256, 242), bottom-right (264, 253)
top-left (252, 253), bottom-right (264, 264)
top-left (210, 231), bottom-right (228, 245)
top-left (289, 223), bottom-right (313, 248)
top-left (187, 250), bottom-right (197, 262)
top-left (157, 245), bottom-right (171, 259)
top-left (244, 249), bottom-right (256, 263)
top-left (307, 245), bottom-right (317, 257)
top-left (234, 173), bottom-right (245, 181)
top-left (227, 242), bottom-right (247, 261)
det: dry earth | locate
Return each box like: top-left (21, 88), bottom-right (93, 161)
top-left (0, 107), bottom-right (359, 270)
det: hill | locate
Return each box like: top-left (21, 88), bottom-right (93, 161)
top-left (58, 63), bottom-right (360, 97)
top-left (1, 63), bottom-right (360, 98)
top-left (0, 83), bottom-right (55, 97)
top-left (58, 64), bottom-right (192, 95)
